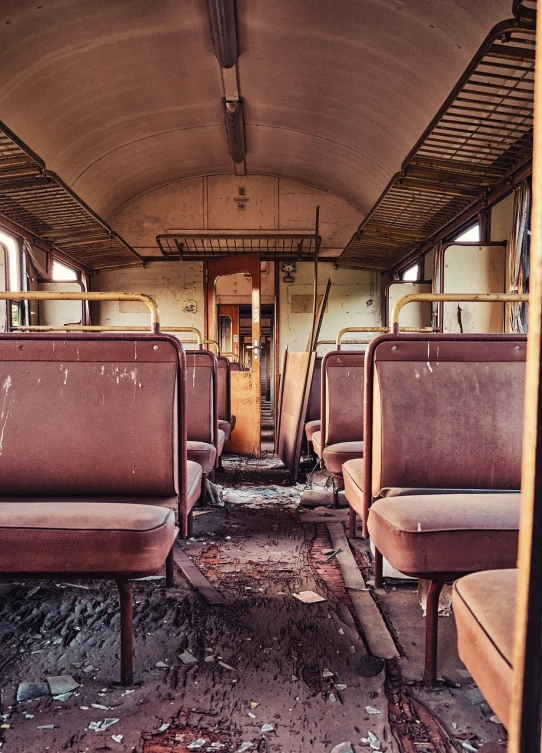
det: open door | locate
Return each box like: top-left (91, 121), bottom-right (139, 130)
top-left (207, 254), bottom-right (261, 457)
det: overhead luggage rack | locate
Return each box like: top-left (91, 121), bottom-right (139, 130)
top-left (156, 231), bottom-right (319, 260)
top-left (337, 13), bottom-right (536, 272)
top-left (0, 122), bottom-right (143, 271)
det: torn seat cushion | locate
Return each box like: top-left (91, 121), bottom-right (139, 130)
top-left (218, 419), bottom-right (232, 441)
top-left (323, 441), bottom-right (364, 477)
top-left (0, 502), bottom-right (176, 576)
top-left (187, 441), bottom-right (217, 474)
top-left (343, 458), bottom-right (364, 512)
top-left (186, 460), bottom-right (203, 510)
top-left (368, 493), bottom-right (520, 575)
top-left (305, 420), bottom-right (321, 444)
top-left (453, 569), bottom-right (515, 729)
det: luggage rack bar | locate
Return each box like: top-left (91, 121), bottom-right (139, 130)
top-left (391, 292), bottom-right (530, 334)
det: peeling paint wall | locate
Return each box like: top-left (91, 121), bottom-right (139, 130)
top-left (95, 262), bottom-right (205, 335)
top-left (109, 175), bottom-right (363, 259)
top-left (279, 263), bottom-right (381, 355)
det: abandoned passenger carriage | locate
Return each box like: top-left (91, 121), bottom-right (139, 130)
top-left (0, 0), bottom-right (540, 751)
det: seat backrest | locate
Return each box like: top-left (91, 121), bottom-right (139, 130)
top-left (185, 350), bottom-right (217, 444)
top-left (216, 355), bottom-right (231, 422)
top-left (0, 335), bottom-right (182, 497)
top-left (307, 357), bottom-right (322, 422)
top-left (321, 351), bottom-right (364, 445)
top-left (369, 336), bottom-right (526, 497)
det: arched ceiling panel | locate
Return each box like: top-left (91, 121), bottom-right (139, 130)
top-left (0, 0), bottom-right (514, 224)
top-left (244, 126), bottom-right (389, 213)
top-left (70, 127), bottom-right (233, 219)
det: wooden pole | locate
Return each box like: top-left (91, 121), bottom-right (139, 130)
top-left (508, 5), bottom-right (542, 749)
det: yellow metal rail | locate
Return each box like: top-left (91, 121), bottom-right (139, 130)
top-left (335, 325), bottom-right (433, 348)
top-left (391, 292), bottom-right (530, 333)
top-left (2, 291), bottom-right (160, 331)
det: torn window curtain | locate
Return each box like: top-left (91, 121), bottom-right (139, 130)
top-left (508, 179), bottom-right (531, 333)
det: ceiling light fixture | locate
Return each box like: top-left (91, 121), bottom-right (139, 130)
top-left (223, 99), bottom-right (246, 164)
top-left (208, 0), bottom-right (238, 69)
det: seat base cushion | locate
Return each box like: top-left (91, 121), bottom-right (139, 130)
top-left (453, 569), bottom-right (515, 729)
top-left (305, 420), bottom-right (321, 444)
top-left (343, 458), bottom-right (364, 513)
top-left (187, 441), bottom-right (217, 474)
top-left (0, 502), bottom-right (176, 576)
top-left (312, 430), bottom-right (322, 458)
top-left (323, 441), bottom-right (363, 477)
top-left (217, 429), bottom-right (226, 457)
top-left (368, 493), bottom-right (520, 575)
top-left (218, 419), bottom-right (232, 441)
top-left (186, 461), bottom-right (203, 511)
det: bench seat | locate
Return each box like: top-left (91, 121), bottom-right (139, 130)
top-left (218, 419), bottom-right (232, 440)
top-left (187, 430), bottom-right (225, 474)
top-left (368, 492), bottom-right (520, 576)
top-left (305, 419), bottom-right (321, 444)
top-left (323, 441), bottom-right (363, 476)
top-left (0, 502), bottom-right (177, 576)
top-left (453, 569), bottom-right (515, 729)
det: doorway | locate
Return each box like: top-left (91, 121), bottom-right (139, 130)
top-left (207, 255), bottom-right (261, 457)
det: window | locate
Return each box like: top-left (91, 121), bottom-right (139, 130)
top-left (0, 230), bottom-right (23, 327)
top-left (401, 263), bottom-right (419, 281)
top-left (453, 223), bottom-right (480, 243)
top-left (52, 259), bottom-right (78, 281)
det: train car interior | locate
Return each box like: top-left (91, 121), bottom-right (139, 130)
top-left (0, 0), bottom-right (541, 751)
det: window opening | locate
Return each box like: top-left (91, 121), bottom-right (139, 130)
top-left (0, 230), bottom-right (23, 326)
top-left (401, 263), bottom-right (419, 281)
top-left (453, 223), bottom-right (480, 243)
top-left (52, 259), bottom-right (78, 281)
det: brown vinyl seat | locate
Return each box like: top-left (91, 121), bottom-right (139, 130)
top-left (356, 335), bottom-right (526, 684)
top-left (304, 357), bottom-right (322, 456)
top-left (185, 350), bottom-right (221, 490)
top-left (305, 419), bottom-right (321, 444)
top-left (453, 569), bottom-right (515, 729)
top-left (317, 351), bottom-right (364, 504)
top-left (217, 356), bottom-right (235, 442)
top-left (323, 440), bottom-right (363, 475)
top-left (0, 334), bottom-right (193, 683)
top-left (342, 458), bottom-right (363, 511)
top-left (0, 502), bottom-right (176, 576)
top-left (368, 492), bottom-right (520, 575)
top-left (218, 418), bottom-right (232, 440)
top-left (311, 429), bottom-right (322, 458)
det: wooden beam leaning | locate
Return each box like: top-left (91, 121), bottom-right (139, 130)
top-left (508, 5), bottom-right (542, 748)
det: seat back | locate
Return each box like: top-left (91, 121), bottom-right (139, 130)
top-left (321, 351), bottom-right (365, 445)
top-left (368, 336), bottom-right (526, 498)
top-left (307, 357), bottom-right (322, 422)
top-left (185, 350), bottom-right (218, 444)
top-left (216, 355), bottom-right (231, 422)
top-left (0, 334), bottom-right (183, 497)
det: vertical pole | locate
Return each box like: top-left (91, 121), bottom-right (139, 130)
top-left (424, 580), bottom-right (444, 687)
top-left (310, 206), bottom-right (320, 351)
top-left (509, 6), bottom-right (542, 747)
top-left (116, 580), bottom-right (134, 686)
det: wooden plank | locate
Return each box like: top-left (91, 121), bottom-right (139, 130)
top-left (298, 509), bottom-right (349, 524)
top-left (327, 522), bottom-right (368, 592)
top-left (326, 522), bottom-right (397, 660)
top-left (508, 12), bottom-right (542, 748)
top-left (173, 542), bottom-right (226, 606)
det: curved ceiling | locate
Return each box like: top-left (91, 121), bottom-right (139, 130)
top-left (0, 0), bottom-right (512, 222)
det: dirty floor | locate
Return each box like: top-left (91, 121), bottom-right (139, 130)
top-left (0, 455), bottom-right (506, 753)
